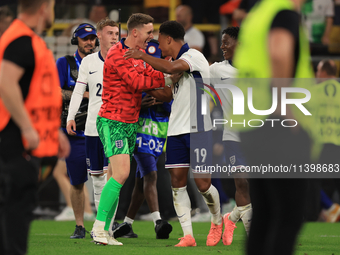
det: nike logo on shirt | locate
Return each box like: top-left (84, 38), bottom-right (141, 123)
top-left (89, 71), bottom-right (97, 74)
top-left (221, 77), bottom-right (230, 80)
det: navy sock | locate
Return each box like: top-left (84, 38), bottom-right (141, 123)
top-left (320, 189), bottom-right (333, 209)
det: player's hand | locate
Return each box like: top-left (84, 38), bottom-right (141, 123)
top-left (66, 120), bottom-right (77, 135)
top-left (21, 127), bottom-right (39, 151)
top-left (170, 72), bottom-right (183, 84)
top-left (124, 48), bottom-right (144, 60)
top-left (141, 94), bottom-right (156, 109)
top-left (58, 130), bottom-right (70, 158)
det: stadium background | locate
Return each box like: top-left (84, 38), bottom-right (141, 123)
top-left (2, 0), bottom-right (340, 223)
top-left (1, 1), bottom-right (340, 252)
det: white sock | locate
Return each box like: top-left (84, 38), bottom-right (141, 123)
top-left (200, 185), bottom-right (222, 225)
top-left (92, 174), bottom-right (107, 211)
top-left (93, 219), bottom-right (105, 229)
top-left (124, 216), bottom-right (134, 225)
top-left (238, 203), bottom-right (252, 235)
top-left (327, 204), bottom-right (337, 213)
top-left (229, 206), bottom-right (241, 223)
top-left (151, 211), bottom-right (161, 226)
top-left (172, 186), bottom-right (193, 237)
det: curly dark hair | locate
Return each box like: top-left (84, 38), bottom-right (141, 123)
top-left (222, 26), bottom-right (240, 40)
top-left (159, 20), bottom-right (185, 41)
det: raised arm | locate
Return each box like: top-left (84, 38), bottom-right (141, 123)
top-left (124, 49), bottom-right (190, 74)
top-left (112, 54), bottom-right (168, 91)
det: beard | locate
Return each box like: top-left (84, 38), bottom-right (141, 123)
top-left (79, 45), bottom-right (94, 56)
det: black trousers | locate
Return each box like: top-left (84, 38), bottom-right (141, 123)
top-left (0, 154), bottom-right (39, 255)
top-left (240, 122), bottom-right (310, 255)
top-left (247, 178), bottom-right (307, 255)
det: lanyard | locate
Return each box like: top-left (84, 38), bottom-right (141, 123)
top-left (73, 53), bottom-right (81, 68)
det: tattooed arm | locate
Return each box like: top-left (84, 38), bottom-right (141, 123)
top-left (62, 89), bottom-right (73, 101)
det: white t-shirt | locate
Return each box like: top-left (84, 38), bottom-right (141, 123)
top-left (167, 47), bottom-right (212, 136)
top-left (67, 51), bottom-right (104, 136)
top-left (184, 27), bottom-right (205, 50)
top-left (210, 60), bottom-right (240, 142)
top-left (302, 0), bottom-right (334, 43)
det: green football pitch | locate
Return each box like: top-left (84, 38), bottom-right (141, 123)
top-left (28, 220), bottom-right (340, 255)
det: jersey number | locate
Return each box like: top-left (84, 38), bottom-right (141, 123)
top-left (194, 148), bottom-right (207, 163)
top-left (96, 83), bottom-right (102, 96)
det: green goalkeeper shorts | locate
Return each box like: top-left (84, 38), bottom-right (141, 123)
top-left (96, 116), bottom-right (138, 159)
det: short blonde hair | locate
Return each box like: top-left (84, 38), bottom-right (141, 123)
top-left (96, 17), bottom-right (118, 31)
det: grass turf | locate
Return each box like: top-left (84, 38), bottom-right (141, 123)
top-left (27, 220), bottom-right (340, 255)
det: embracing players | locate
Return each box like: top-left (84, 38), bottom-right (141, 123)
top-left (125, 20), bottom-right (222, 247)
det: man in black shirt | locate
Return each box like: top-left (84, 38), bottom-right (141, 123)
top-left (234, 1), bottom-right (312, 255)
top-left (0, 1), bottom-right (70, 254)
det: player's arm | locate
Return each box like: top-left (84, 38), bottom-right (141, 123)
top-left (145, 86), bottom-right (173, 103)
top-left (145, 72), bottom-right (182, 102)
top-left (0, 60), bottom-right (39, 150)
top-left (124, 49), bottom-right (190, 74)
top-left (113, 54), bottom-right (170, 90)
top-left (66, 60), bottom-right (88, 135)
top-left (143, 62), bottom-right (181, 102)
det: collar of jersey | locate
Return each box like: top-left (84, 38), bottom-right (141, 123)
top-left (98, 51), bottom-right (104, 62)
top-left (176, 43), bottom-right (190, 60)
top-left (74, 50), bottom-right (82, 64)
top-left (121, 38), bottom-right (129, 49)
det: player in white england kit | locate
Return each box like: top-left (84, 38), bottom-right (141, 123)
top-left (209, 27), bottom-right (252, 246)
top-left (125, 20), bottom-right (222, 247)
top-left (66, 18), bottom-right (128, 244)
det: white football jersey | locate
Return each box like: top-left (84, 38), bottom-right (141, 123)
top-left (67, 51), bottom-right (105, 136)
top-left (167, 48), bottom-right (212, 136)
top-left (210, 60), bottom-right (240, 142)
